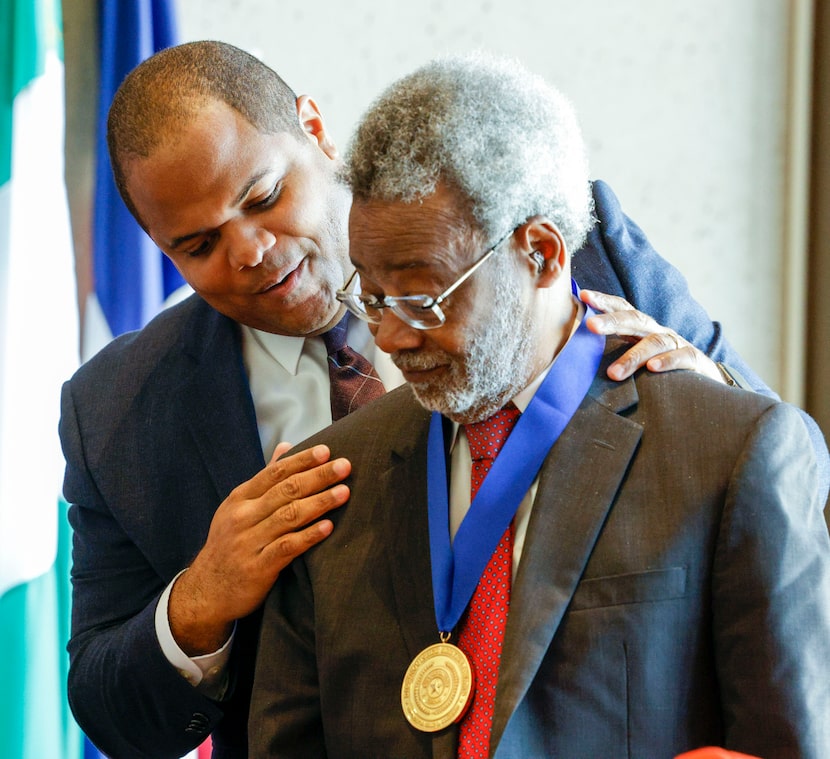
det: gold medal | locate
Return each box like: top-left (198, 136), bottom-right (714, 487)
top-left (401, 641), bottom-right (474, 732)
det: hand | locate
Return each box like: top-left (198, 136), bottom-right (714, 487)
top-left (169, 443), bottom-right (351, 655)
top-left (580, 289), bottom-right (724, 384)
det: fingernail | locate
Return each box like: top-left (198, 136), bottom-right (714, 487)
top-left (332, 458), bottom-right (351, 476)
top-left (312, 445), bottom-right (330, 461)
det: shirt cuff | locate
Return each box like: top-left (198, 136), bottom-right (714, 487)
top-left (716, 362), bottom-right (749, 389)
top-left (155, 569), bottom-right (235, 698)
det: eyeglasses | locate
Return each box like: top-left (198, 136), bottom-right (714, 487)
top-left (336, 228), bottom-right (514, 330)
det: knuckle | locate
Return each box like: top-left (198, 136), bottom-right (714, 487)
top-left (633, 311), bottom-right (652, 329)
top-left (605, 313), bottom-right (621, 329)
top-left (278, 476), bottom-right (302, 500)
top-left (612, 297), bottom-right (632, 311)
top-left (226, 482), bottom-right (247, 502)
top-left (622, 346), bottom-right (642, 366)
top-left (272, 534), bottom-right (296, 559)
top-left (224, 507), bottom-right (247, 531)
top-left (267, 458), bottom-right (289, 481)
top-left (277, 500), bottom-right (300, 524)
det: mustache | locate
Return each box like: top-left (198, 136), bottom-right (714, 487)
top-left (391, 349), bottom-right (450, 372)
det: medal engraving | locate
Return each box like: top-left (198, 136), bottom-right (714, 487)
top-left (401, 642), bottom-right (474, 732)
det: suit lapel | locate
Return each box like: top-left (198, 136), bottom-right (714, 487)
top-left (381, 393), bottom-right (439, 660)
top-left (373, 396), bottom-right (462, 759)
top-left (175, 300), bottom-right (264, 502)
top-left (489, 377), bottom-right (643, 752)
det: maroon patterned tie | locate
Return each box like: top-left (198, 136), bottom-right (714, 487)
top-left (457, 404), bottom-right (521, 758)
top-left (322, 314), bottom-right (385, 420)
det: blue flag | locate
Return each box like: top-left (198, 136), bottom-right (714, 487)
top-left (92, 0), bottom-right (184, 339)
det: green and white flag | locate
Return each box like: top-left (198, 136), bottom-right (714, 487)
top-left (0, 0), bottom-right (81, 756)
top-left (0, 0), bottom-right (77, 597)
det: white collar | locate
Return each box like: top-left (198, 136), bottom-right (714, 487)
top-left (241, 325), bottom-right (307, 375)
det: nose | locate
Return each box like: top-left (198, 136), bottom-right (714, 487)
top-left (371, 309), bottom-right (424, 355)
top-left (226, 221), bottom-right (276, 270)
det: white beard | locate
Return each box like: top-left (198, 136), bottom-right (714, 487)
top-left (392, 262), bottom-right (535, 424)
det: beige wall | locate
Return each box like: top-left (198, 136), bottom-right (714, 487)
top-left (178, 0), bottom-right (806, 400)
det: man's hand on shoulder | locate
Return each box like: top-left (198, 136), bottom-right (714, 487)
top-left (168, 443), bottom-right (351, 655)
top-left (580, 289), bottom-right (724, 384)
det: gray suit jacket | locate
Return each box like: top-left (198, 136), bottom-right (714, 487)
top-left (249, 344), bottom-right (830, 759)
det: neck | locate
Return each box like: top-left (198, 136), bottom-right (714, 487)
top-left (522, 284), bottom-right (579, 386)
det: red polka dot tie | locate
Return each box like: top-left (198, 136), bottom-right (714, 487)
top-left (457, 404), bottom-right (521, 758)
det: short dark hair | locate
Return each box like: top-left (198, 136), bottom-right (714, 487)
top-left (107, 40), bottom-right (303, 222)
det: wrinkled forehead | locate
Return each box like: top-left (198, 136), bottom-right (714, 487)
top-left (348, 186), bottom-right (483, 276)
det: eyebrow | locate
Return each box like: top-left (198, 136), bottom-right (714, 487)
top-left (354, 259), bottom-right (432, 276)
top-left (234, 170), bottom-right (271, 205)
top-left (167, 170), bottom-right (274, 251)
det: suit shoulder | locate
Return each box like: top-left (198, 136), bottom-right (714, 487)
top-left (593, 339), bottom-right (802, 444)
top-left (66, 296), bottom-right (225, 392)
top-left (596, 338), bottom-right (773, 412)
top-left (635, 364), bottom-right (779, 416)
top-left (299, 385), bottom-right (429, 453)
top-left (629, 364), bottom-right (816, 467)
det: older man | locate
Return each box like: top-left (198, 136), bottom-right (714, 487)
top-left (249, 53), bottom-right (830, 758)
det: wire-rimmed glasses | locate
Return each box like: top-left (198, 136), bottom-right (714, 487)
top-left (336, 228), bottom-right (513, 330)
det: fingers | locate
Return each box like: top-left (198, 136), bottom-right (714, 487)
top-left (235, 444), bottom-right (333, 499)
top-left (646, 340), bottom-right (723, 383)
top-left (259, 515), bottom-right (336, 569)
top-left (255, 460), bottom-right (353, 578)
top-left (225, 442), bottom-right (352, 540)
top-left (580, 288), bottom-right (636, 315)
top-left (581, 290), bottom-right (662, 341)
top-left (607, 331), bottom-right (686, 380)
top-left (607, 332), bottom-right (723, 383)
top-left (269, 440), bottom-right (293, 463)
top-left (188, 449), bottom-right (352, 625)
top-left (262, 470), bottom-right (351, 531)
top-left (579, 289), bottom-right (721, 383)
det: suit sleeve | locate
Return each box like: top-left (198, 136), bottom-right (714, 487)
top-left (713, 402), bottom-right (830, 757)
top-left (248, 557), bottom-right (326, 758)
top-left (574, 179), bottom-right (829, 508)
top-left (60, 381), bottom-right (225, 759)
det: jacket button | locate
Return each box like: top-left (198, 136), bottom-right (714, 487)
top-left (185, 712), bottom-right (210, 734)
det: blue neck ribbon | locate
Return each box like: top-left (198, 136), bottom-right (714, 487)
top-left (426, 287), bottom-right (605, 635)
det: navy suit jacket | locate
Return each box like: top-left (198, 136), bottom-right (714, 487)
top-left (59, 180), bottom-right (829, 759)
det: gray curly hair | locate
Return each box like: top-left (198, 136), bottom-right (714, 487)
top-left (346, 52), bottom-right (594, 252)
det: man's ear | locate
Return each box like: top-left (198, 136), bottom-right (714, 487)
top-left (513, 217), bottom-right (567, 287)
top-left (296, 95), bottom-right (339, 159)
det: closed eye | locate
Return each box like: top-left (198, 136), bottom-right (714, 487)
top-left (184, 232), bottom-right (219, 258)
top-left (250, 183), bottom-right (282, 210)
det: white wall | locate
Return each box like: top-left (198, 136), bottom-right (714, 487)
top-left (178, 0), bottom-right (796, 392)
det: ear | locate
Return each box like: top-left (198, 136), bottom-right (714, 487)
top-left (296, 95), bottom-right (339, 160)
top-left (513, 216), bottom-right (568, 288)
